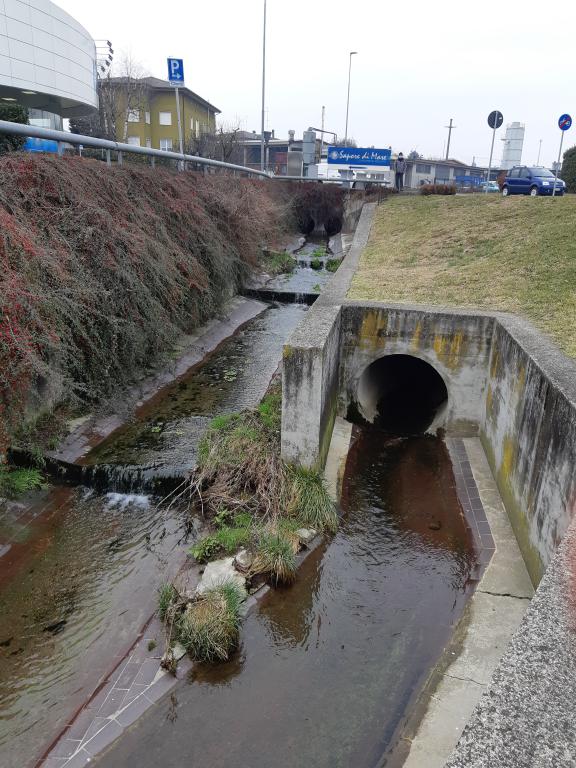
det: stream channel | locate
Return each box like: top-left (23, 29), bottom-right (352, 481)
top-left (97, 430), bottom-right (477, 768)
top-left (0, 278), bottom-right (478, 768)
top-left (0, 301), bottom-right (307, 768)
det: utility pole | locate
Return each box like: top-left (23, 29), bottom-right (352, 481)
top-left (320, 105), bottom-right (325, 166)
top-left (260, 0), bottom-right (267, 172)
top-left (536, 139), bottom-right (542, 165)
top-left (444, 118), bottom-right (456, 160)
top-left (344, 51), bottom-right (357, 147)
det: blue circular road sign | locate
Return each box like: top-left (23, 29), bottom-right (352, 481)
top-left (559, 114), bottom-right (572, 131)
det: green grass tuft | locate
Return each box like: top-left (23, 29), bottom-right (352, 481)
top-left (191, 512), bottom-right (253, 562)
top-left (325, 258), bottom-right (341, 273)
top-left (288, 465), bottom-right (338, 533)
top-left (253, 531), bottom-right (297, 584)
top-left (261, 250), bottom-right (296, 275)
top-left (177, 581), bottom-right (244, 662)
top-left (310, 257), bottom-right (322, 270)
top-left (0, 466), bottom-right (45, 498)
top-left (158, 583), bottom-right (178, 622)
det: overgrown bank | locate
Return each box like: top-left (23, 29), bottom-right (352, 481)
top-left (0, 155), bottom-right (292, 456)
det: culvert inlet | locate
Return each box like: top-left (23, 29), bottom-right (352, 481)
top-left (351, 354), bottom-right (448, 435)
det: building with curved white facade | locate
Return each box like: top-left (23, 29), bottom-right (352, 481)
top-left (0, 0), bottom-right (97, 120)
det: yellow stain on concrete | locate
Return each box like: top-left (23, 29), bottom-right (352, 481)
top-left (485, 384), bottom-right (494, 420)
top-left (432, 330), bottom-right (466, 371)
top-left (359, 309), bottom-right (387, 350)
top-left (500, 435), bottom-right (517, 482)
top-left (490, 346), bottom-right (500, 379)
top-left (410, 320), bottom-right (422, 351)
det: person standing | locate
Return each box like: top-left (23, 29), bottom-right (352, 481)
top-left (394, 152), bottom-right (407, 192)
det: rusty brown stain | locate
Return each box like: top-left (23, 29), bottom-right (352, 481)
top-left (359, 309), bottom-right (387, 350)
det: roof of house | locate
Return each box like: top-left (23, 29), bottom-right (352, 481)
top-left (106, 76), bottom-right (220, 113)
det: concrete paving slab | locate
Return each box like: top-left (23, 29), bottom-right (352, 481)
top-left (403, 675), bottom-right (484, 768)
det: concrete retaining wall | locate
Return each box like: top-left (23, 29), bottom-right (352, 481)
top-left (481, 318), bottom-right (576, 584)
top-left (281, 304), bottom-right (341, 468)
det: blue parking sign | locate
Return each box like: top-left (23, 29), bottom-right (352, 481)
top-left (167, 58), bottom-right (184, 86)
top-left (559, 114), bottom-right (572, 131)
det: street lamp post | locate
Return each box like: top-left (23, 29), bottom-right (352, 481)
top-left (260, 0), bottom-right (267, 172)
top-left (344, 51), bottom-right (357, 147)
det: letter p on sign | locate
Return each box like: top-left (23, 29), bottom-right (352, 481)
top-left (167, 58), bottom-right (184, 85)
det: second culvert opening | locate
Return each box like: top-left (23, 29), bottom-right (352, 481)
top-left (351, 355), bottom-right (448, 435)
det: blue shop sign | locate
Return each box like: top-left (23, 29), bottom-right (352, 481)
top-left (24, 137), bottom-right (59, 153)
top-left (327, 146), bottom-right (391, 167)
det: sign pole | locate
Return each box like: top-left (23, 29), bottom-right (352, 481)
top-left (174, 86), bottom-right (184, 155)
top-left (485, 126), bottom-right (496, 194)
top-left (552, 131), bottom-right (564, 197)
top-left (485, 111), bottom-right (503, 194)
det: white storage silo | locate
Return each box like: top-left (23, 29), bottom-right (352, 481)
top-left (500, 122), bottom-right (525, 169)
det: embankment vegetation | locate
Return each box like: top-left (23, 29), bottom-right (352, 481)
top-left (350, 194), bottom-right (576, 357)
top-left (0, 154), bottom-right (293, 456)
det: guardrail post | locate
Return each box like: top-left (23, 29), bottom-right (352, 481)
top-left (117, 151), bottom-right (123, 166)
top-left (150, 156), bottom-right (155, 168)
top-left (106, 149), bottom-right (111, 166)
top-left (57, 141), bottom-right (63, 157)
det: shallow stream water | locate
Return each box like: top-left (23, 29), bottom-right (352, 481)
top-left (96, 431), bottom-right (477, 768)
top-left (0, 302), bottom-right (307, 768)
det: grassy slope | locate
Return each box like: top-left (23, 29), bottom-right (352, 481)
top-left (349, 194), bottom-right (576, 357)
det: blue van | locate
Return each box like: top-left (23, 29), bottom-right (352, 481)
top-left (501, 166), bottom-right (565, 196)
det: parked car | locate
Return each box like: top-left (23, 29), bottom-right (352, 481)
top-left (501, 166), bottom-right (565, 197)
top-left (480, 181), bottom-right (500, 193)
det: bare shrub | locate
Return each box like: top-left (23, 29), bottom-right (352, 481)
top-left (0, 155), bottom-right (289, 452)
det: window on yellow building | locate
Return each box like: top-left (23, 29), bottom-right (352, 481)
top-left (160, 138), bottom-right (173, 151)
top-left (127, 136), bottom-right (140, 146)
top-left (145, 111), bottom-right (151, 124)
top-left (127, 110), bottom-right (140, 123)
top-left (159, 112), bottom-right (172, 126)
top-left (146, 138), bottom-right (151, 148)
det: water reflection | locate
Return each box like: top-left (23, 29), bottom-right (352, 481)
top-left (98, 433), bottom-right (478, 768)
top-left (0, 490), bottom-right (187, 768)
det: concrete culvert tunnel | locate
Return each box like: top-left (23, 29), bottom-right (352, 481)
top-left (352, 355), bottom-right (448, 435)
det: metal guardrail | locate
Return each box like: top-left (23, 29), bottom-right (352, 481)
top-left (0, 120), bottom-right (271, 178)
top-left (275, 175), bottom-right (394, 186)
top-left (0, 121), bottom-right (397, 187)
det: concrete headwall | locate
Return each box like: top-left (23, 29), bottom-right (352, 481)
top-left (339, 303), bottom-right (493, 435)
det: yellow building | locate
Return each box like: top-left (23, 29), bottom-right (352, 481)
top-left (106, 76), bottom-right (219, 151)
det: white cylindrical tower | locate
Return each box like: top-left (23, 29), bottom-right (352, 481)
top-left (500, 122), bottom-right (525, 169)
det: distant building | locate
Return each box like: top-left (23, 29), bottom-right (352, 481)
top-left (104, 77), bottom-right (219, 151)
top-left (403, 157), bottom-right (494, 187)
top-left (236, 129), bottom-right (325, 175)
top-left (500, 122), bottom-right (525, 170)
top-left (0, 0), bottom-right (97, 128)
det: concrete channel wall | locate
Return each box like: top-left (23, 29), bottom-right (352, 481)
top-left (481, 317), bottom-right (576, 584)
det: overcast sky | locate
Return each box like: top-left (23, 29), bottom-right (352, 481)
top-left (59, 0), bottom-right (576, 167)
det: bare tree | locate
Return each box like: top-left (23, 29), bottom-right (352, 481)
top-left (70, 52), bottom-right (149, 141)
top-left (185, 122), bottom-right (244, 163)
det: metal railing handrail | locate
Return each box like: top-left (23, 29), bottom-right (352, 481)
top-left (0, 120), bottom-right (272, 178)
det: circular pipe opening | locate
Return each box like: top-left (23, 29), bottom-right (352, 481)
top-left (350, 354), bottom-right (448, 435)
